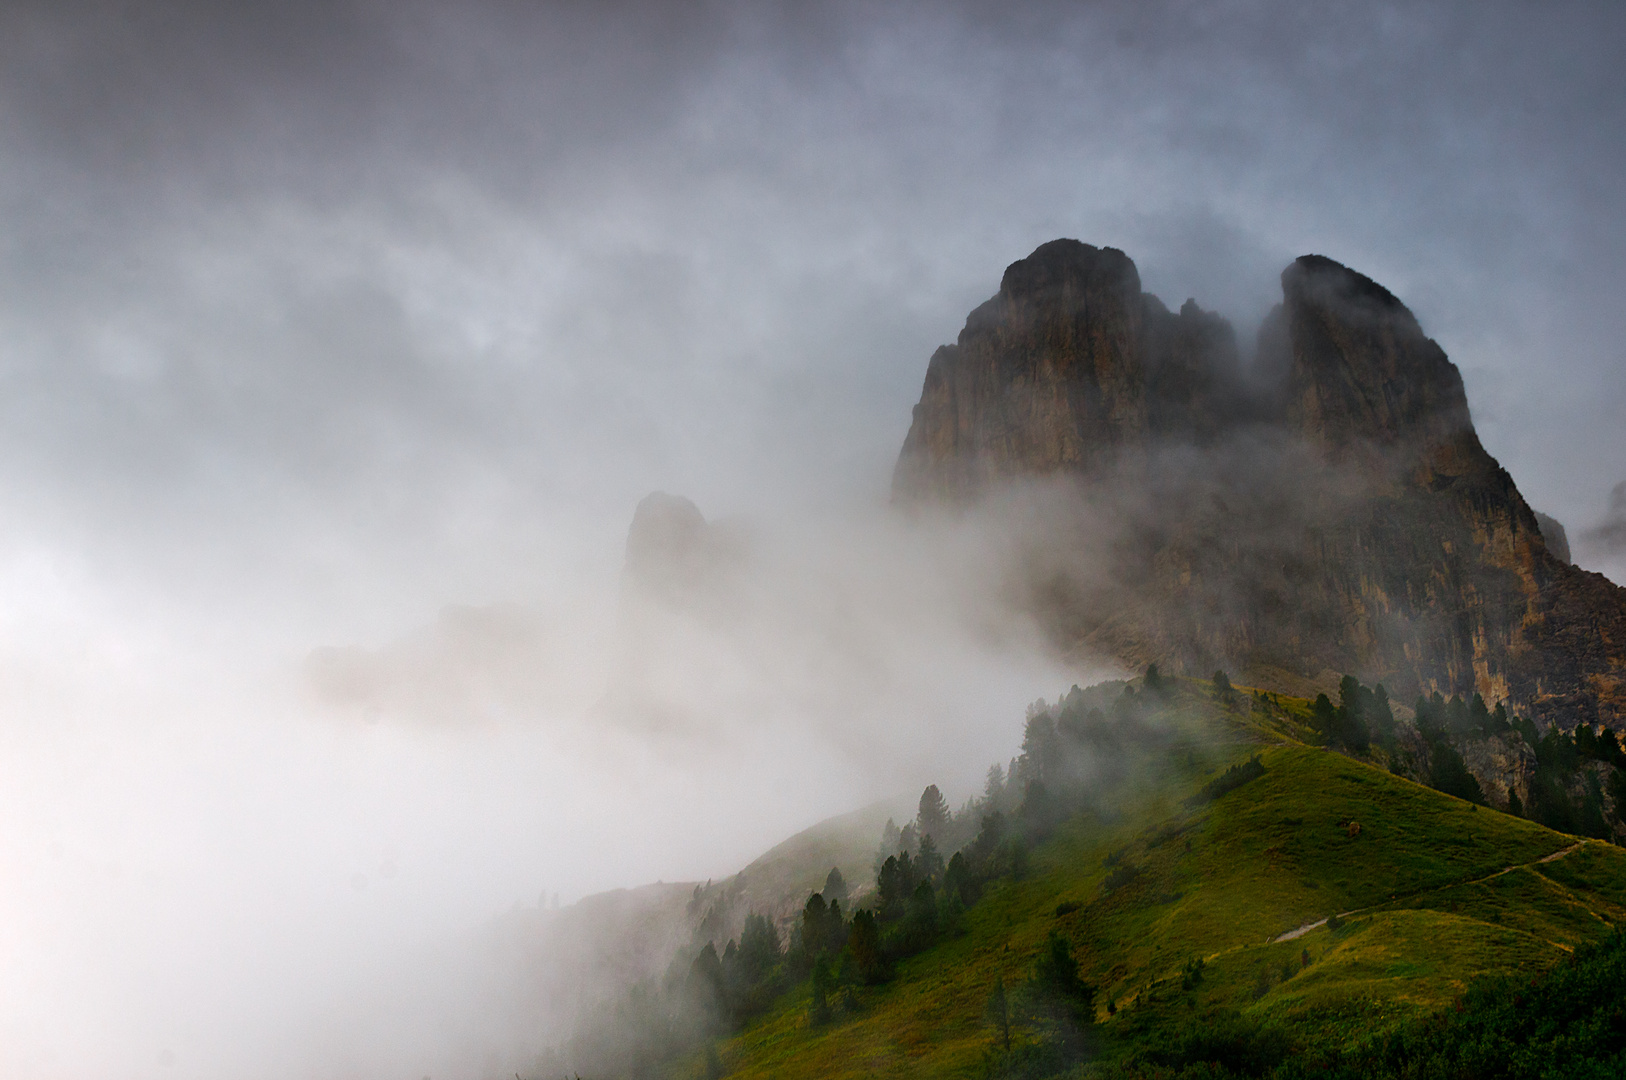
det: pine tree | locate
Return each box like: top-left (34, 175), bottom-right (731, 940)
top-left (983, 763), bottom-right (1006, 807)
top-left (1598, 726), bottom-right (1624, 765)
top-left (897, 822), bottom-right (918, 857)
top-left (801, 893), bottom-right (829, 958)
top-left (943, 850), bottom-right (973, 906)
top-left (687, 942), bottom-right (726, 1028)
top-left (1372, 683), bottom-right (1397, 745)
top-left (1018, 710), bottom-right (1061, 786)
top-left (1445, 695), bottom-right (1471, 738)
top-left (1428, 740), bottom-right (1486, 805)
top-left (823, 866), bottom-right (848, 909)
top-left (809, 955), bottom-right (833, 1024)
top-left (738, 912), bottom-right (780, 982)
top-left (1312, 693), bottom-right (1339, 743)
top-left (969, 811), bottom-right (1006, 873)
top-left (916, 784), bottom-right (951, 843)
top-left (916, 833), bottom-right (945, 882)
top-left (1609, 768), bottom-right (1626, 821)
top-left (848, 908), bottom-right (883, 983)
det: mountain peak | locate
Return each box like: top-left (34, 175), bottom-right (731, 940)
top-left (1279, 253), bottom-right (1472, 452)
top-left (892, 240), bottom-right (1626, 729)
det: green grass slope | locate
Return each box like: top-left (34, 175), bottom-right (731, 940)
top-left (700, 686), bottom-right (1626, 1079)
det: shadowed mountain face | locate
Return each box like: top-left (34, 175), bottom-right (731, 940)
top-left (895, 240), bottom-right (1626, 729)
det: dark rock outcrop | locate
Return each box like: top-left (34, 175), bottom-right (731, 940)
top-left (1534, 512), bottom-right (1572, 564)
top-left (622, 491), bottom-right (750, 609)
top-left (894, 241), bottom-right (1626, 730)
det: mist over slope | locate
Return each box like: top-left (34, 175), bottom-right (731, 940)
top-left (699, 675), bottom-right (1626, 1079)
top-left (895, 239), bottom-right (1626, 729)
top-left (3, 4), bottom-right (1626, 1079)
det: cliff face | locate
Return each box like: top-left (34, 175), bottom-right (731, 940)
top-left (893, 240), bottom-right (1148, 500)
top-left (1278, 255), bottom-right (1473, 453)
top-left (895, 241), bottom-right (1626, 729)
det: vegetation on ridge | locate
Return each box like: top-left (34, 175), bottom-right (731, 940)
top-left (539, 672), bottom-right (1626, 1079)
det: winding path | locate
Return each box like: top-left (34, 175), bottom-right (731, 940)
top-left (1269, 841), bottom-right (1588, 943)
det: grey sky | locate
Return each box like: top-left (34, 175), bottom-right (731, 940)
top-left (3, 3), bottom-right (1626, 1076)
top-left (3, 0), bottom-right (1624, 626)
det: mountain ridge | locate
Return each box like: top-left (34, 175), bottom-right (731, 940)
top-left (893, 240), bottom-right (1626, 730)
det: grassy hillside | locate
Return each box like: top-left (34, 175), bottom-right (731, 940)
top-left (723, 799), bottom-right (905, 928)
top-left (694, 682), bottom-right (1626, 1079)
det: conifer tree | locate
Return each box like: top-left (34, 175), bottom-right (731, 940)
top-left (916, 832), bottom-right (945, 882)
top-left (848, 908), bottom-right (883, 983)
top-left (1312, 693), bottom-right (1338, 742)
top-left (801, 893), bottom-right (829, 958)
top-left (983, 763), bottom-right (1006, 806)
top-left (737, 912), bottom-right (780, 981)
top-left (823, 866), bottom-right (848, 910)
top-left (1372, 683), bottom-right (1397, 745)
top-left (916, 784), bottom-right (950, 843)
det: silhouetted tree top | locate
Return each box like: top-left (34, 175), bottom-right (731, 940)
top-left (917, 784), bottom-right (950, 842)
top-left (822, 866), bottom-right (848, 908)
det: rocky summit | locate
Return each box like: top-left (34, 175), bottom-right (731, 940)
top-left (894, 239), bottom-right (1626, 729)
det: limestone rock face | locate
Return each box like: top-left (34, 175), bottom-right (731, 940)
top-left (1141, 295), bottom-right (1246, 440)
top-left (894, 241), bottom-right (1626, 730)
top-left (1279, 255), bottom-right (1472, 454)
top-left (894, 240), bottom-right (1263, 503)
top-left (894, 240), bottom-right (1148, 500)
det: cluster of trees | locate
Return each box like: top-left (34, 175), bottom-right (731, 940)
top-left (1410, 688), bottom-right (1624, 838)
top-left (982, 931), bottom-right (1098, 1076)
top-left (810, 684), bottom-right (1192, 1039)
top-left (1306, 676), bottom-right (1396, 753)
top-left (1414, 689), bottom-right (1509, 742)
top-left (1306, 677), bottom-right (1492, 807)
top-left (1516, 720), bottom-right (1621, 838)
top-left (1405, 691), bottom-right (1489, 805)
top-left (1014, 680), bottom-right (1182, 804)
top-left (1226, 667), bottom-right (1625, 838)
top-left (557, 681), bottom-right (1176, 1077)
top-left (555, 902), bottom-right (796, 1077)
top-left (1092, 929), bottom-right (1626, 1079)
top-left (1185, 755), bottom-right (1266, 807)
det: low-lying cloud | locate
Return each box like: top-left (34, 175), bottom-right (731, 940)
top-left (2, 2), bottom-right (1625, 1077)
